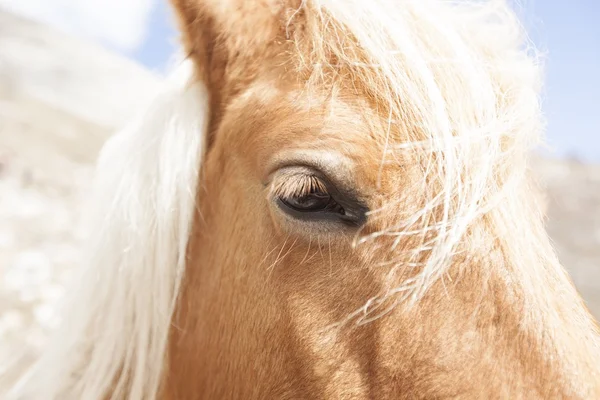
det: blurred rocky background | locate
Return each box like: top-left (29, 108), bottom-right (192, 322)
top-left (0, 5), bottom-right (599, 386)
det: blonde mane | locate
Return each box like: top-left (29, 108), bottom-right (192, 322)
top-left (9, 60), bottom-right (208, 399)
top-left (9, 1), bottom-right (565, 399)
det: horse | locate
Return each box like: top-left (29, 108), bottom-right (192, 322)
top-left (8, 0), bottom-right (600, 398)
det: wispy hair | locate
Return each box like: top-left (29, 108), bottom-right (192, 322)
top-left (291, 0), bottom-right (544, 322)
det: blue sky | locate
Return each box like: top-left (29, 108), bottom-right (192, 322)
top-left (133, 1), bottom-right (600, 161)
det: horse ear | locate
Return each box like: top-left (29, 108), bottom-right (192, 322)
top-left (170, 0), bottom-right (227, 131)
top-left (170, 0), bottom-right (287, 147)
top-left (170, 0), bottom-right (288, 97)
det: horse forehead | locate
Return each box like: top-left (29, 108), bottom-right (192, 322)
top-left (225, 80), bottom-right (386, 159)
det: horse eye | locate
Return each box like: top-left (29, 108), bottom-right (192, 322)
top-left (279, 192), bottom-right (345, 214)
top-left (270, 166), bottom-right (368, 228)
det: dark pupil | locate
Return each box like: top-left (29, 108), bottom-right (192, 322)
top-left (284, 193), bottom-right (333, 212)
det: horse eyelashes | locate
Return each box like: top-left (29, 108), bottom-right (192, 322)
top-left (271, 173), bottom-right (329, 200)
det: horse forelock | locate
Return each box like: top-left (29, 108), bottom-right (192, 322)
top-left (288, 0), bottom-right (545, 319)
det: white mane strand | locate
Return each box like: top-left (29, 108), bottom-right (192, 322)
top-left (9, 60), bottom-right (209, 400)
